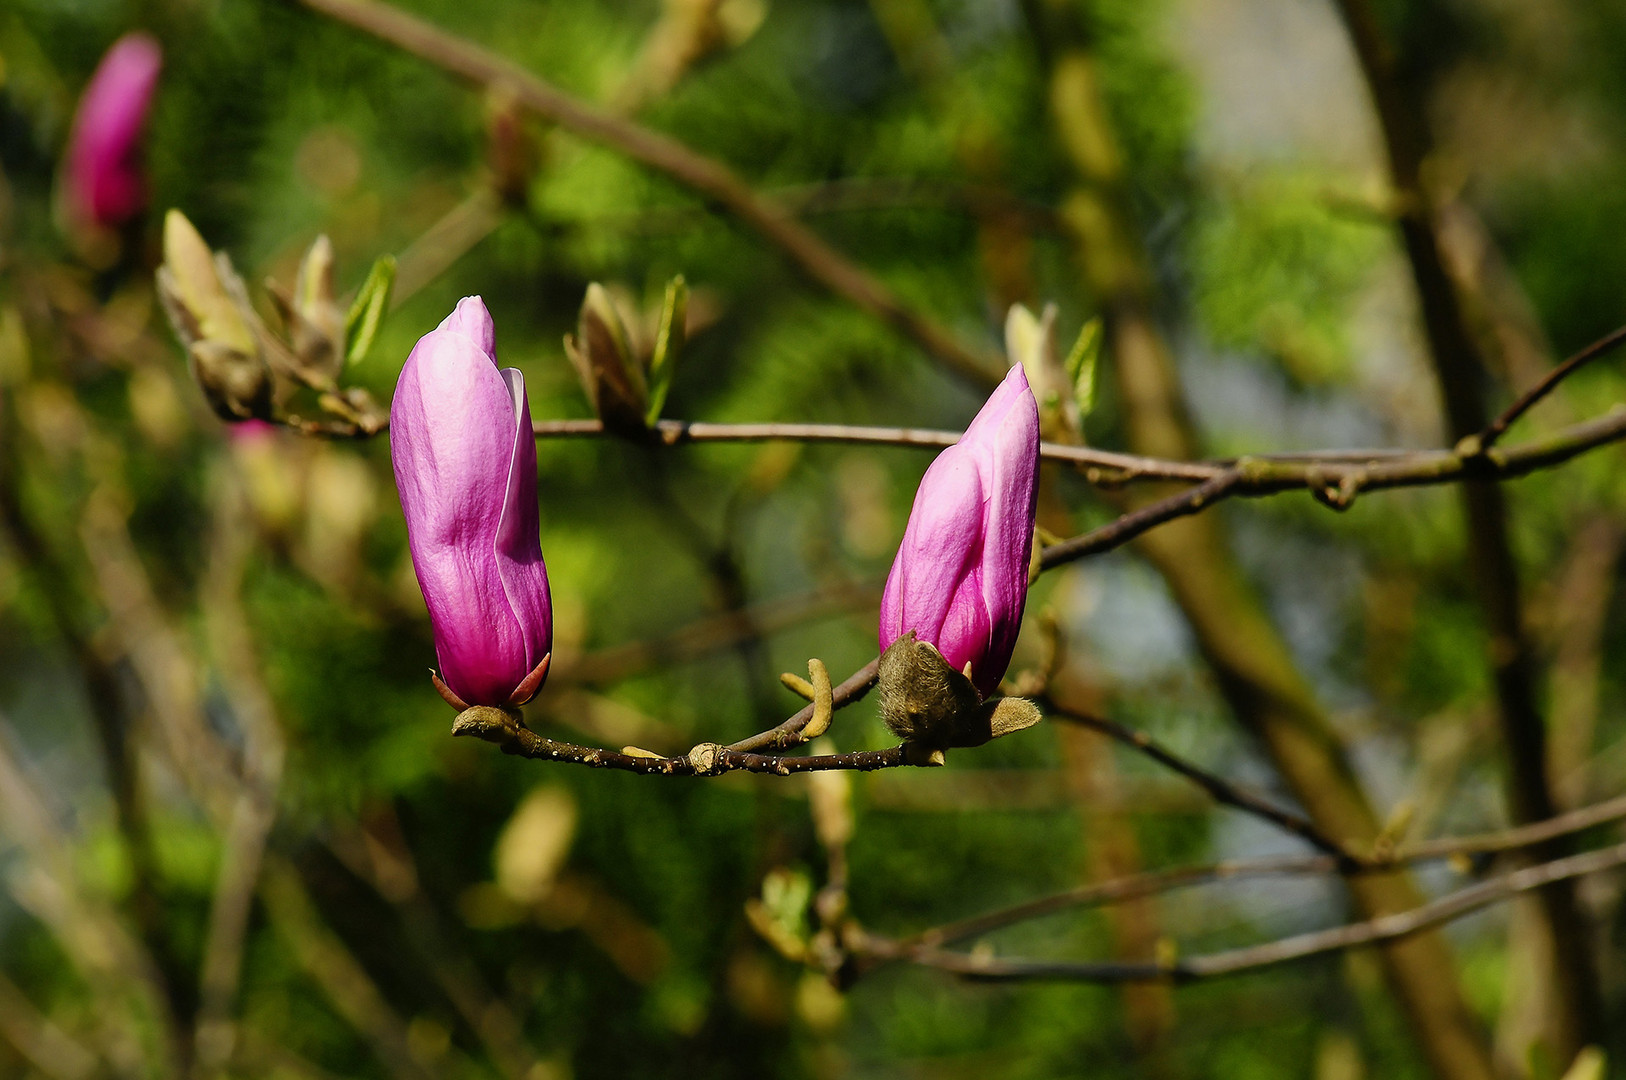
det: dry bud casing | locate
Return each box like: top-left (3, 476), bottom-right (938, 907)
top-left (267, 235), bottom-right (346, 377)
top-left (391, 297), bottom-right (552, 708)
top-left (156, 210), bottom-right (272, 420)
top-left (877, 633), bottom-right (1041, 752)
top-left (564, 283), bottom-right (648, 435)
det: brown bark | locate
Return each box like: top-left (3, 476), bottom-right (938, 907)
top-left (1034, 9), bottom-right (1498, 1076)
top-left (1330, 0), bottom-right (1602, 1058)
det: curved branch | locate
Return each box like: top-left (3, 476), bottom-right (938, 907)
top-left (294, 0), bottom-right (1003, 387)
top-left (861, 791), bottom-right (1626, 971)
top-left (861, 840), bottom-right (1626, 984)
top-left (448, 690), bottom-right (902, 775)
top-left (1478, 323), bottom-right (1626, 449)
top-left (1045, 705), bottom-right (1354, 864)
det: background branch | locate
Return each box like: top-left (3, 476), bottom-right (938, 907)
top-left (865, 840), bottom-right (1626, 985)
top-left (1332, 0), bottom-right (1603, 1050)
top-left (296, 0), bottom-right (1004, 386)
top-left (1044, 704), bottom-right (1352, 863)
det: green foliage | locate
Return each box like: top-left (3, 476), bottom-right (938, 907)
top-left (4, 0), bottom-right (1626, 1077)
top-left (1191, 172), bottom-right (1386, 385)
top-left (345, 254), bottom-right (397, 367)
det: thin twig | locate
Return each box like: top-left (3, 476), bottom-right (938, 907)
top-left (726, 658), bottom-right (880, 752)
top-left (532, 418), bottom-right (1221, 482)
top-left (868, 790), bottom-right (1626, 967)
top-left (295, 0), bottom-right (1003, 387)
top-left (1405, 789), bottom-right (1626, 860)
top-left (390, 187), bottom-right (505, 310)
top-left (274, 352), bottom-right (1626, 503)
top-left (1477, 299), bottom-right (1626, 448)
top-left (1040, 406), bottom-right (1626, 569)
top-left (862, 840), bottom-right (1626, 984)
top-left (450, 695), bottom-right (900, 774)
top-left (1044, 705), bottom-right (1353, 864)
top-left (1040, 473), bottom-right (1242, 568)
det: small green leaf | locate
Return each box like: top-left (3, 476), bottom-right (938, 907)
top-left (344, 255), bottom-right (396, 367)
top-left (1064, 316), bottom-right (1102, 422)
top-left (645, 275), bottom-right (687, 425)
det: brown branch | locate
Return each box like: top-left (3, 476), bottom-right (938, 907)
top-left (1332, 0), bottom-right (1602, 1049)
top-left (533, 418), bottom-right (1223, 482)
top-left (1044, 705), bottom-right (1353, 864)
top-left (1405, 790), bottom-right (1626, 860)
top-left (863, 789), bottom-right (1626, 977)
top-left (1039, 406), bottom-right (1626, 570)
top-left (294, 0), bottom-right (1002, 387)
top-left (1039, 473), bottom-right (1242, 568)
top-left (725, 658), bottom-right (880, 753)
top-left (449, 694), bottom-right (901, 774)
top-left (1477, 322), bottom-right (1626, 450)
top-left (863, 840), bottom-right (1626, 985)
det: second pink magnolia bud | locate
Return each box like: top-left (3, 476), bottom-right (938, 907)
top-left (879, 363), bottom-right (1040, 699)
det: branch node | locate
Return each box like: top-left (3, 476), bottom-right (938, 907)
top-left (687, 742), bottom-right (724, 775)
top-left (450, 705), bottom-right (524, 743)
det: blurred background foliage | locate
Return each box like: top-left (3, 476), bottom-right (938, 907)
top-left (2, 0), bottom-right (1626, 1078)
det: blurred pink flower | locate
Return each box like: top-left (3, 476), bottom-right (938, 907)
top-left (64, 33), bottom-right (162, 228)
top-left (227, 419), bottom-right (278, 442)
top-left (879, 364), bottom-right (1040, 698)
top-left (390, 297), bottom-right (552, 708)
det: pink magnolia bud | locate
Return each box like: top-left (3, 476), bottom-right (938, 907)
top-left (390, 297), bottom-right (552, 708)
top-left (64, 33), bottom-right (162, 228)
top-left (879, 364), bottom-right (1040, 699)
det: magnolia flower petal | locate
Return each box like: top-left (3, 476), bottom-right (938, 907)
top-left (935, 562), bottom-right (993, 682)
top-left (880, 449), bottom-right (984, 655)
top-left (391, 325), bottom-right (531, 705)
top-left (438, 295), bottom-right (497, 359)
top-left (961, 361), bottom-right (1034, 449)
top-left (494, 366), bottom-right (552, 675)
top-left (972, 365), bottom-right (1040, 696)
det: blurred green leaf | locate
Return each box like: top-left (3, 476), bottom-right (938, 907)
top-left (344, 254), bottom-right (396, 367)
top-left (1063, 316), bottom-right (1101, 424)
top-left (645, 274), bottom-right (688, 425)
